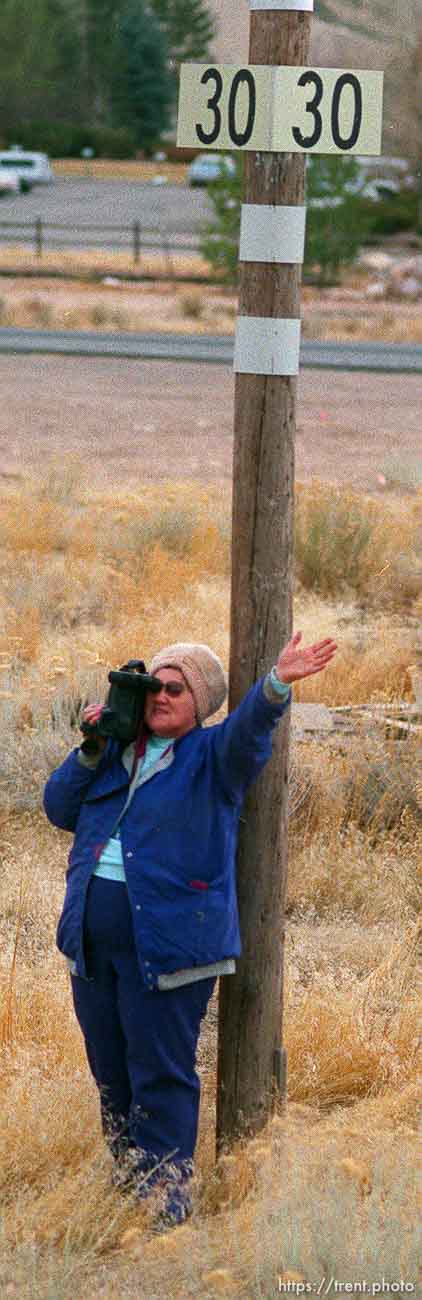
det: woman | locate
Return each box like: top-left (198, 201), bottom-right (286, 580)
top-left (43, 632), bottom-right (336, 1233)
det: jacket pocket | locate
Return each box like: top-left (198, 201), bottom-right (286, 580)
top-left (141, 892), bottom-right (210, 967)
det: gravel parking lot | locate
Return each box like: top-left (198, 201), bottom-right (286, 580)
top-left (0, 353), bottom-right (419, 496)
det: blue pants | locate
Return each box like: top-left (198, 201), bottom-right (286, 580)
top-left (71, 876), bottom-right (216, 1200)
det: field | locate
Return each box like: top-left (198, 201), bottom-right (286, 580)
top-left (0, 324), bottom-right (421, 1295)
top-left (1, 270), bottom-right (422, 347)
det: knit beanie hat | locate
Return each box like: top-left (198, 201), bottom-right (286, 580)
top-left (149, 642), bottom-right (228, 724)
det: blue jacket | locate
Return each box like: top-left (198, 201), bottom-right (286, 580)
top-left (43, 675), bottom-right (290, 988)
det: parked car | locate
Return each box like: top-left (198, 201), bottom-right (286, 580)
top-left (188, 153), bottom-right (236, 187)
top-left (0, 167), bottom-right (21, 197)
top-left (0, 147), bottom-right (54, 193)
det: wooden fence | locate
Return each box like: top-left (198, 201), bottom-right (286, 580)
top-left (0, 217), bottom-right (203, 277)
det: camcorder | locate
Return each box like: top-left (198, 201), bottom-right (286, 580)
top-left (79, 660), bottom-right (162, 755)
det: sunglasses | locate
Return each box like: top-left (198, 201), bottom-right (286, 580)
top-left (153, 680), bottom-right (186, 698)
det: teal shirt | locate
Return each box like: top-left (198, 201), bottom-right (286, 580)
top-left (93, 733), bottom-right (174, 882)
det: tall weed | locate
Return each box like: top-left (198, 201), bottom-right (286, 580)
top-left (294, 481), bottom-right (420, 608)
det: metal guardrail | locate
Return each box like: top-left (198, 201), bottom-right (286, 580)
top-left (0, 218), bottom-right (202, 274)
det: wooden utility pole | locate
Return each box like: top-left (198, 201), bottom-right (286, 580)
top-left (216, 2), bottom-right (312, 1152)
top-left (176, 2), bottom-right (383, 1160)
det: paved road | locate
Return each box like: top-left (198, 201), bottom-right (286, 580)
top-left (0, 178), bottom-right (211, 253)
top-left (0, 326), bottom-right (421, 373)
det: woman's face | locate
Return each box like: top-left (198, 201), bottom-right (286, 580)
top-left (144, 667), bottom-right (198, 739)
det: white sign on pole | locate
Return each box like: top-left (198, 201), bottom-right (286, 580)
top-left (251, 0), bottom-right (314, 9)
top-left (234, 316), bottom-right (301, 375)
top-left (177, 64), bottom-right (383, 155)
top-left (239, 204), bottom-right (306, 263)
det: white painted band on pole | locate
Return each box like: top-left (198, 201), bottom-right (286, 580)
top-left (250, 0), bottom-right (314, 11)
top-left (234, 316), bottom-right (301, 376)
top-left (240, 204), bottom-right (306, 264)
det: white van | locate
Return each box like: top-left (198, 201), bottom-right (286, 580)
top-left (0, 168), bottom-right (20, 197)
top-left (0, 147), bottom-right (54, 192)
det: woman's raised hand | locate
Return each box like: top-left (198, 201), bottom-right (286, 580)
top-left (275, 631), bottom-right (337, 685)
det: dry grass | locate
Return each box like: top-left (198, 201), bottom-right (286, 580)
top-left (53, 158), bottom-right (189, 184)
top-left (0, 243), bottom-right (211, 282)
top-left (0, 274), bottom-right (236, 334)
top-left (0, 463), bottom-right (420, 1296)
top-left (0, 264), bottom-right (421, 343)
top-left (0, 471), bottom-right (419, 613)
top-left (0, 816), bottom-right (420, 1296)
top-left (302, 308), bottom-right (422, 345)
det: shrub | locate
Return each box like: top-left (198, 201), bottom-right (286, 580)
top-left (342, 749), bottom-right (422, 838)
top-left (179, 292), bottom-right (204, 320)
top-left (13, 121), bottom-right (137, 159)
top-left (360, 189), bottom-right (420, 238)
top-left (11, 120), bottom-right (77, 158)
top-left (79, 125), bottom-right (137, 160)
top-left (199, 154), bottom-right (377, 288)
top-left (36, 455), bottom-right (85, 506)
top-left (293, 482), bottom-right (419, 610)
top-left (102, 503), bottom-right (201, 565)
top-left (199, 155), bottom-right (243, 288)
top-left (25, 298), bottom-right (54, 328)
top-left (90, 304), bottom-right (110, 328)
top-left (304, 156), bottom-right (374, 285)
top-left (294, 483), bottom-right (377, 598)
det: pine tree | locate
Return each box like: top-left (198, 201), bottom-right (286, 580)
top-left (150, 0), bottom-right (217, 110)
top-left (64, 0), bottom-right (124, 121)
top-left (110, 0), bottom-right (174, 155)
top-left (150, 0), bottom-right (216, 63)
